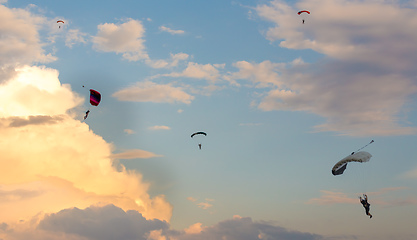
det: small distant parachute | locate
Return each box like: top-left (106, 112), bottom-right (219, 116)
top-left (332, 151), bottom-right (372, 176)
top-left (297, 10), bottom-right (310, 15)
top-left (89, 89), bottom-right (101, 106)
top-left (298, 10), bottom-right (310, 24)
top-left (191, 132), bottom-right (207, 150)
top-left (191, 132), bottom-right (207, 138)
top-left (57, 20), bottom-right (64, 28)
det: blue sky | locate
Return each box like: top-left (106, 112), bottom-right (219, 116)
top-left (1, 0), bottom-right (417, 239)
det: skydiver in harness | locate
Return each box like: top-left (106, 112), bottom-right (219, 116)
top-left (359, 194), bottom-right (372, 218)
top-left (84, 110), bottom-right (90, 120)
top-left (198, 143), bottom-right (202, 150)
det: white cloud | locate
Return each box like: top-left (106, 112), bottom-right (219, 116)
top-left (148, 125), bottom-right (171, 131)
top-left (65, 29), bottom-right (87, 48)
top-left (112, 81), bottom-right (194, 104)
top-left (124, 129), bottom-right (135, 135)
top-left (159, 25), bottom-right (185, 35)
top-left (164, 62), bottom-right (225, 83)
top-left (0, 4), bottom-right (56, 68)
top-left (245, 0), bottom-right (417, 136)
top-left (92, 19), bottom-right (149, 61)
top-left (145, 52), bottom-right (189, 69)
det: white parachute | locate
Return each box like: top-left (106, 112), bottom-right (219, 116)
top-left (332, 151), bottom-right (372, 176)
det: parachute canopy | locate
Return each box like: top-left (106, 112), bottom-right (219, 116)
top-left (298, 10), bottom-right (310, 15)
top-left (191, 132), bottom-right (207, 138)
top-left (57, 20), bottom-right (64, 24)
top-left (89, 89), bottom-right (101, 106)
top-left (332, 151), bottom-right (372, 176)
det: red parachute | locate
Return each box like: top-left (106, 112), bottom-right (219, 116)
top-left (297, 10), bottom-right (310, 24)
top-left (57, 20), bottom-right (64, 28)
top-left (297, 10), bottom-right (310, 15)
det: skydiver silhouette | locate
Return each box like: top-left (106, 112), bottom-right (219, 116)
top-left (198, 143), bottom-right (202, 150)
top-left (359, 194), bottom-right (372, 218)
top-left (84, 110), bottom-right (90, 120)
top-left (302, 19), bottom-right (305, 24)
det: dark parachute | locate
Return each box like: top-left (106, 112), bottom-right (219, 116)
top-left (332, 151), bottom-right (372, 176)
top-left (191, 132), bottom-right (207, 138)
top-left (84, 89), bottom-right (101, 120)
top-left (191, 132), bottom-right (207, 150)
top-left (89, 89), bottom-right (101, 106)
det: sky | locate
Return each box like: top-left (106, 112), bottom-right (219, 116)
top-left (1, 0), bottom-right (417, 239)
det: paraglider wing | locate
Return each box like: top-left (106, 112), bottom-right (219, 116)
top-left (332, 151), bottom-right (372, 176)
top-left (191, 132), bottom-right (207, 138)
top-left (89, 89), bottom-right (101, 106)
top-left (57, 20), bottom-right (64, 23)
top-left (298, 10), bottom-right (310, 15)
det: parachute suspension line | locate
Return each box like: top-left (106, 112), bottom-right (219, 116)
top-left (354, 140), bottom-right (374, 153)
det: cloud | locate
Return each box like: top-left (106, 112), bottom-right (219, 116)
top-left (307, 188), bottom-right (417, 207)
top-left (145, 52), bottom-right (189, 69)
top-left (159, 25), bottom-right (185, 35)
top-left (161, 62), bottom-right (225, 83)
top-left (0, 4), bottom-right (56, 68)
top-left (306, 190), bottom-right (358, 205)
top-left (1, 206), bottom-right (324, 240)
top-left (0, 65), bottom-right (172, 226)
top-left (148, 125), bottom-right (171, 131)
top-left (65, 29), bottom-right (87, 48)
top-left (37, 205), bottom-right (169, 240)
top-left (124, 129), bottom-right (135, 134)
top-left (244, 0), bottom-right (417, 136)
top-left (187, 197), bottom-right (214, 210)
top-left (92, 19), bottom-right (149, 61)
top-left (112, 81), bottom-right (194, 104)
top-left (111, 149), bottom-right (163, 159)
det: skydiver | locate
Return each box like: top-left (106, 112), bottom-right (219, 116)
top-left (302, 19), bottom-right (305, 24)
top-left (84, 110), bottom-right (90, 120)
top-left (198, 143), bottom-right (202, 150)
top-left (359, 194), bottom-right (372, 218)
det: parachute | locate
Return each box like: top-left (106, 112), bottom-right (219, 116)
top-left (84, 89), bottom-right (101, 120)
top-left (297, 10), bottom-right (310, 24)
top-left (297, 10), bottom-right (310, 15)
top-left (191, 132), bottom-right (207, 149)
top-left (89, 89), bottom-right (101, 106)
top-left (332, 151), bottom-right (372, 176)
top-left (191, 132), bottom-right (207, 138)
top-left (57, 20), bottom-right (64, 28)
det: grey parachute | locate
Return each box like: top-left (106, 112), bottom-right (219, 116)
top-left (332, 151), bottom-right (372, 176)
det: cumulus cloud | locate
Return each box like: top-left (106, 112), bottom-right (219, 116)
top-left (242, 0), bottom-right (417, 136)
top-left (162, 62), bottom-right (225, 83)
top-left (0, 65), bottom-right (172, 226)
top-left (159, 25), bottom-right (185, 35)
top-left (92, 19), bottom-right (149, 61)
top-left (111, 149), bottom-right (163, 159)
top-left (145, 52), bottom-right (189, 69)
top-left (0, 4), bottom-right (56, 68)
top-left (38, 205), bottom-right (169, 240)
top-left (112, 81), bottom-right (194, 104)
